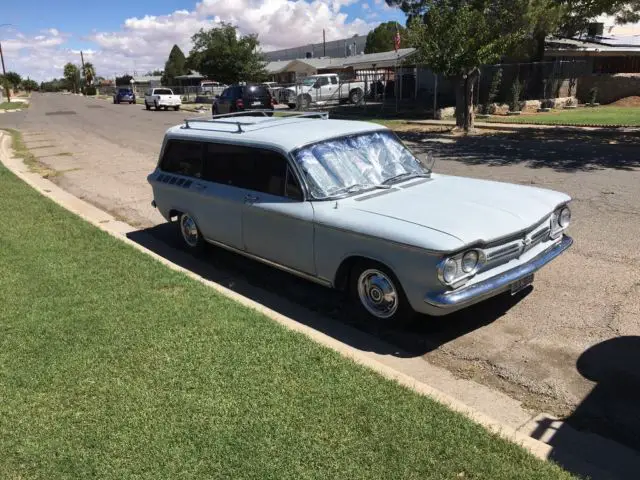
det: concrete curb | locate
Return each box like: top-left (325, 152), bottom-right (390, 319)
top-left (0, 130), bottom-right (555, 461)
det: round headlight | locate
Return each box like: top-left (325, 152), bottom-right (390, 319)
top-left (558, 206), bottom-right (571, 228)
top-left (442, 258), bottom-right (458, 284)
top-left (461, 250), bottom-right (479, 273)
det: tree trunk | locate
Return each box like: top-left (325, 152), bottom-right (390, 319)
top-left (454, 69), bottom-right (479, 132)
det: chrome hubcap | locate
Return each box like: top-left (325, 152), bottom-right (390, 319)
top-left (357, 269), bottom-right (399, 319)
top-left (180, 214), bottom-right (199, 247)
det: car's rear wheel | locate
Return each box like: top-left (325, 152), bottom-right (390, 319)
top-left (163, 106), bottom-right (168, 111)
top-left (287, 103), bottom-right (296, 109)
top-left (178, 213), bottom-right (205, 253)
top-left (174, 106), bottom-right (180, 111)
top-left (349, 88), bottom-right (363, 105)
top-left (349, 260), bottom-right (413, 325)
top-left (145, 102), bottom-right (150, 110)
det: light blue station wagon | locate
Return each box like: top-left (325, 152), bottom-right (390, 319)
top-left (148, 111), bottom-right (573, 322)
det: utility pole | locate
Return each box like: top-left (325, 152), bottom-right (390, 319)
top-left (323, 29), bottom-right (326, 57)
top-left (80, 50), bottom-right (85, 94)
top-left (0, 42), bottom-right (9, 102)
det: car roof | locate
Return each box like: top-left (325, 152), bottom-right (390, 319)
top-left (164, 115), bottom-right (386, 153)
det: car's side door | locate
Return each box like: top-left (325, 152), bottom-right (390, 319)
top-left (195, 142), bottom-right (251, 249)
top-left (217, 88), bottom-right (231, 114)
top-left (313, 76), bottom-right (331, 102)
top-left (236, 147), bottom-right (316, 275)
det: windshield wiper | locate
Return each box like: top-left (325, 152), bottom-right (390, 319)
top-left (382, 172), bottom-right (430, 185)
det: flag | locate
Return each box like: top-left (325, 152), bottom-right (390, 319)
top-left (394, 23), bottom-right (401, 52)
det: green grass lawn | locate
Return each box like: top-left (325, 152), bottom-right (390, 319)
top-left (488, 106), bottom-right (640, 126)
top-left (0, 101), bottom-right (27, 110)
top-left (0, 139), bottom-right (575, 479)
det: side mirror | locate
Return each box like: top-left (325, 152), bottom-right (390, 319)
top-left (419, 152), bottom-right (436, 171)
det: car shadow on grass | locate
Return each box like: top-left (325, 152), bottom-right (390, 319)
top-left (126, 222), bottom-right (523, 359)
top-left (398, 130), bottom-right (640, 172)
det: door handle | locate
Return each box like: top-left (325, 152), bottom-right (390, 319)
top-left (244, 193), bottom-right (259, 203)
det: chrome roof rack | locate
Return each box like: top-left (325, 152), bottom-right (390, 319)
top-left (182, 109), bottom-right (330, 134)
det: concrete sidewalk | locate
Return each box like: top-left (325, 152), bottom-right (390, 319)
top-left (406, 118), bottom-right (640, 133)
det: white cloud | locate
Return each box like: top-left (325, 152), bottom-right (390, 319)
top-left (3, 0), bottom-right (381, 81)
top-left (362, 3), bottom-right (369, 10)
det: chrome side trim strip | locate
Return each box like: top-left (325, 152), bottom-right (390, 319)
top-left (424, 235), bottom-right (573, 308)
top-left (203, 237), bottom-right (333, 288)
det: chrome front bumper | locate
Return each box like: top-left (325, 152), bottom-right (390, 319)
top-left (424, 235), bottom-right (573, 309)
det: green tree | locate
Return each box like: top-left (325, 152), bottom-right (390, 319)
top-left (63, 63), bottom-right (80, 93)
top-left (82, 62), bottom-right (96, 86)
top-left (21, 78), bottom-right (39, 92)
top-left (115, 74), bottom-right (133, 86)
top-left (4, 71), bottom-right (22, 91)
top-left (364, 21), bottom-right (408, 54)
top-left (162, 45), bottom-right (187, 86)
top-left (187, 23), bottom-right (266, 85)
top-left (401, 0), bottom-right (553, 130)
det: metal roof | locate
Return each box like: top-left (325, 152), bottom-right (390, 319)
top-left (165, 116), bottom-right (384, 152)
top-left (341, 48), bottom-right (417, 69)
top-left (265, 60), bottom-right (293, 74)
top-left (545, 35), bottom-right (640, 55)
top-left (174, 70), bottom-right (205, 80)
top-left (132, 75), bottom-right (162, 83)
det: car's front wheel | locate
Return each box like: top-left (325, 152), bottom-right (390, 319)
top-left (145, 102), bottom-right (150, 110)
top-left (178, 213), bottom-right (206, 253)
top-left (174, 106), bottom-right (180, 111)
top-left (350, 260), bottom-right (413, 324)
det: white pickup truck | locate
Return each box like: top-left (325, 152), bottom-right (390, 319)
top-left (281, 74), bottom-right (366, 109)
top-left (144, 88), bottom-right (182, 111)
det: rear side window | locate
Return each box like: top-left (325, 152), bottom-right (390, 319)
top-left (160, 140), bottom-right (203, 178)
top-left (203, 143), bottom-right (301, 199)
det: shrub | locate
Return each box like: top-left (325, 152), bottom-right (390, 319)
top-left (84, 86), bottom-right (97, 96)
top-left (481, 68), bottom-right (502, 115)
top-left (509, 77), bottom-right (523, 112)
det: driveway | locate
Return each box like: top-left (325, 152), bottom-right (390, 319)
top-left (6, 93), bottom-right (640, 452)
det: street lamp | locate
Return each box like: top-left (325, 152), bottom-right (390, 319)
top-left (0, 24), bottom-right (14, 102)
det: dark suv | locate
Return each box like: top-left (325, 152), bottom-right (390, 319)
top-left (212, 85), bottom-right (274, 115)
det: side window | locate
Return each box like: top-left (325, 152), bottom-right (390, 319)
top-left (330, 76), bottom-right (338, 85)
top-left (203, 144), bottom-right (297, 198)
top-left (160, 140), bottom-right (203, 178)
top-left (220, 88), bottom-right (230, 99)
top-left (285, 166), bottom-right (304, 201)
top-left (317, 77), bottom-right (329, 87)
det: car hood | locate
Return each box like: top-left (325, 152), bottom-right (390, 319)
top-left (342, 174), bottom-right (571, 245)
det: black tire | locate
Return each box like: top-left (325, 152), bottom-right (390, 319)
top-left (287, 103), bottom-right (296, 109)
top-left (297, 94), bottom-right (311, 110)
top-left (145, 102), bottom-right (150, 110)
top-left (163, 106), bottom-right (168, 111)
top-left (174, 106), bottom-right (180, 111)
top-left (154, 102), bottom-right (159, 111)
top-left (349, 260), bottom-right (414, 326)
top-left (113, 98), bottom-right (117, 104)
top-left (177, 213), bottom-right (206, 253)
top-left (349, 88), bottom-right (363, 105)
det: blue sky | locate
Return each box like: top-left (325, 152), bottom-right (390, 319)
top-left (1, 0), bottom-right (406, 81)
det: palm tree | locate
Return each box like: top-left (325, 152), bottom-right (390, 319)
top-left (83, 62), bottom-right (96, 86)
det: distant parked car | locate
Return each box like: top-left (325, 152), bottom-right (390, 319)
top-left (144, 88), bottom-right (182, 111)
top-left (113, 88), bottom-right (136, 104)
top-left (212, 84), bottom-right (274, 115)
top-left (148, 111), bottom-right (573, 323)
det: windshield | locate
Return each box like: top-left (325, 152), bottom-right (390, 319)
top-left (302, 77), bottom-right (319, 86)
top-left (293, 131), bottom-right (429, 199)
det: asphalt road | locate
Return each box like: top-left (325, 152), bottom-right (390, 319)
top-left (5, 93), bottom-right (640, 452)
